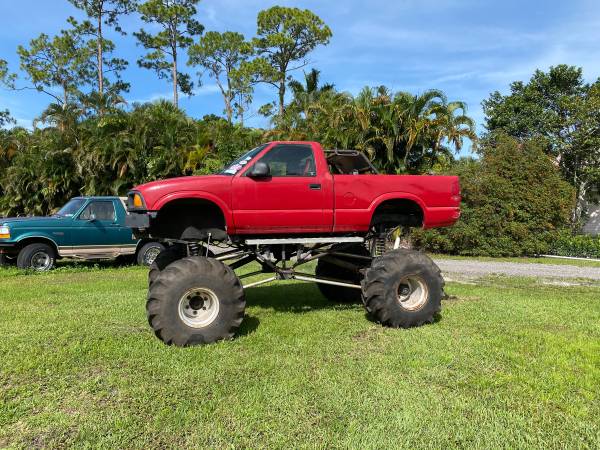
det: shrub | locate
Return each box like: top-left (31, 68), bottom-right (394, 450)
top-left (414, 134), bottom-right (576, 256)
top-left (549, 230), bottom-right (600, 258)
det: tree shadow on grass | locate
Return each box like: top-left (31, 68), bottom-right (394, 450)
top-left (244, 282), bottom-right (360, 313)
top-left (243, 282), bottom-right (444, 330)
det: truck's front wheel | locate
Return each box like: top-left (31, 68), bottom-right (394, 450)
top-left (147, 256), bottom-right (245, 346)
top-left (16, 243), bottom-right (56, 271)
top-left (362, 249), bottom-right (443, 328)
top-left (148, 244), bottom-right (214, 287)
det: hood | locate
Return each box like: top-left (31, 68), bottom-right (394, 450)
top-left (1, 216), bottom-right (65, 227)
top-left (133, 175), bottom-right (233, 210)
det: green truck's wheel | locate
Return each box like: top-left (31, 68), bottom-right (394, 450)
top-left (16, 243), bottom-right (56, 271)
top-left (137, 242), bottom-right (165, 266)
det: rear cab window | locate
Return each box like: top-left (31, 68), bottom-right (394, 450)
top-left (325, 150), bottom-right (378, 175)
top-left (78, 201), bottom-right (116, 221)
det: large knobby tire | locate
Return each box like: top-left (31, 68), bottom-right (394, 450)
top-left (148, 244), bottom-right (214, 287)
top-left (147, 256), bottom-right (245, 346)
top-left (136, 241), bottom-right (165, 266)
top-left (315, 243), bottom-right (371, 303)
top-left (362, 249), bottom-right (443, 328)
top-left (16, 243), bottom-right (56, 271)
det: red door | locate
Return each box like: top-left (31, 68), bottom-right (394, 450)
top-left (231, 143), bottom-right (333, 234)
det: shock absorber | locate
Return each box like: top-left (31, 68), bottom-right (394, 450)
top-left (187, 243), bottom-right (201, 257)
top-left (373, 235), bottom-right (386, 257)
top-left (369, 224), bottom-right (387, 257)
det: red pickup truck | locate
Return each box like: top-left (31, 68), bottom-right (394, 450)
top-left (126, 141), bottom-right (460, 347)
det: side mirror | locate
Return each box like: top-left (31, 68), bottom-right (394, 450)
top-left (248, 161), bottom-right (271, 178)
top-left (88, 213), bottom-right (97, 222)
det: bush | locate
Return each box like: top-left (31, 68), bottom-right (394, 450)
top-left (414, 134), bottom-right (576, 256)
top-left (0, 102), bottom-right (264, 217)
top-left (549, 231), bottom-right (600, 258)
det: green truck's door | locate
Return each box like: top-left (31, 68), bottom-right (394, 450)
top-left (65, 199), bottom-right (136, 257)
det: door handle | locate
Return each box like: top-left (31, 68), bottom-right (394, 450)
top-left (309, 184), bottom-right (321, 190)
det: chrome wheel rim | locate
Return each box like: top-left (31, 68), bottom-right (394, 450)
top-left (178, 287), bottom-right (220, 328)
top-left (144, 246), bottom-right (162, 266)
top-left (397, 276), bottom-right (428, 311)
top-left (30, 251), bottom-right (51, 271)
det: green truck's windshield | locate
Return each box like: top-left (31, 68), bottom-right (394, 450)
top-left (55, 198), bottom-right (86, 217)
top-left (219, 144), bottom-right (268, 176)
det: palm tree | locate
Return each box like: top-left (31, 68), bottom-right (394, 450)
top-left (287, 68), bottom-right (335, 122)
top-left (392, 89), bottom-right (446, 171)
top-left (34, 103), bottom-right (83, 133)
top-left (429, 101), bottom-right (477, 164)
top-left (79, 90), bottom-right (127, 117)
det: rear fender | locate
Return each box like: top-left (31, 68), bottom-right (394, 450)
top-left (368, 193), bottom-right (428, 225)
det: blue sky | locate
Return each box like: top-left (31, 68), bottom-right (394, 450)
top-left (1, 0), bottom-right (600, 154)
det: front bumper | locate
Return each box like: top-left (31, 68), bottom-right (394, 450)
top-left (0, 242), bottom-right (18, 255)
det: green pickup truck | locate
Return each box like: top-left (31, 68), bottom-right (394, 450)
top-left (0, 196), bottom-right (164, 271)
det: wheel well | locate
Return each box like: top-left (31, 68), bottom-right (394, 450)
top-left (370, 199), bottom-right (424, 228)
top-left (150, 198), bottom-right (228, 241)
top-left (15, 237), bottom-right (59, 256)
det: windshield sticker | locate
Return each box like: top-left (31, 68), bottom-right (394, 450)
top-left (224, 163), bottom-right (245, 175)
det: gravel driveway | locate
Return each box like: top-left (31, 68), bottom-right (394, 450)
top-left (433, 258), bottom-right (600, 281)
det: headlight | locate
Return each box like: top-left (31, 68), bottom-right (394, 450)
top-left (0, 225), bottom-right (10, 239)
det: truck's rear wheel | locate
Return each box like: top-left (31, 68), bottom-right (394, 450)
top-left (148, 244), bottom-right (214, 287)
top-left (137, 241), bottom-right (165, 266)
top-left (361, 249), bottom-right (443, 328)
top-left (315, 244), bottom-right (371, 303)
top-left (147, 256), bottom-right (245, 346)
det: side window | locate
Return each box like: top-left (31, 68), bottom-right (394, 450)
top-left (252, 144), bottom-right (316, 177)
top-left (78, 201), bottom-right (116, 221)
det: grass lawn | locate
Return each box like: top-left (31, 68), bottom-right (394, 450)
top-left (1, 262), bottom-right (599, 448)
top-left (431, 253), bottom-right (600, 268)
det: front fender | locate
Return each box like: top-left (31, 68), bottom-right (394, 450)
top-left (14, 233), bottom-right (61, 254)
top-left (153, 191), bottom-right (234, 230)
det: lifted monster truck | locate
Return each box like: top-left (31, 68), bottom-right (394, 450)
top-left (126, 141), bottom-right (461, 346)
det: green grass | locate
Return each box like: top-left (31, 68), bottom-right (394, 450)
top-left (431, 253), bottom-right (600, 268)
top-left (1, 263), bottom-right (599, 448)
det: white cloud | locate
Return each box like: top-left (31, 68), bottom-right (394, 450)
top-left (130, 84), bottom-right (221, 104)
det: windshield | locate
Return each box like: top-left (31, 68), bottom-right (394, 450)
top-left (219, 144), bottom-right (268, 176)
top-left (55, 198), bottom-right (86, 217)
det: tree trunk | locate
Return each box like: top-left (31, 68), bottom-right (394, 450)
top-left (172, 54), bottom-right (178, 108)
top-left (278, 80), bottom-right (285, 116)
top-left (225, 97), bottom-right (232, 124)
top-left (571, 179), bottom-right (587, 231)
top-left (97, 14), bottom-right (104, 98)
top-left (63, 83), bottom-right (68, 109)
